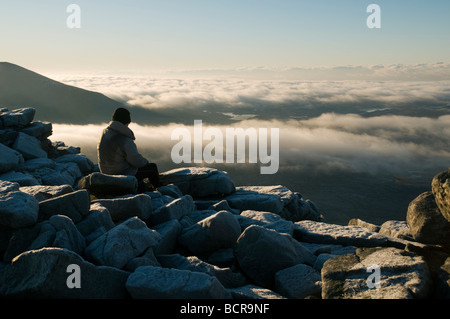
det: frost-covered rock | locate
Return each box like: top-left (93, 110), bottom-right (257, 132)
top-left (159, 167), bottom-right (235, 198)
top-left (126, 265), bottom-right (231, 299)
top-left (293, 220), bottom-right (410, 248)
top-left (0, 247), bottom-right (129, 299)
top-left (178, 210), bottom-right (241, 255)
top-left (12, 132), bottom-right (47, 160)
top-left (85, 217), bottom-right (160, 269)
top-left (4, 214), bottom-right (86, 262)
top-left (20, 184), bottom-right (73, 202)
top-left (238, 210), bottom-right (294, 235)
top-left (0, 108), bottom-right (35, 128)
top-left (157, 254), bottom-right (247, 288)
top-left (275, 263), bottom-right (322, 299)
top-left (92, 193), bottom-right (153, 222)
top-left (75, 202), bottom-right (115, 244)
top-left (0, 191), bottom-right (39, 228)
top-left (235, 225), bottom-right (316, 288)
top-left (147, 195), bottom-right (195, 226)
top-left (0, 143), bottom-right (24, 173)
top-left (152, 219), bottom-right (182, 255)
top-left (78, 172), bottom-right (138, 196)
top-left (321, 247), bottom-right (432, 299)
top-left (38, 189), bottom-right (90, 223)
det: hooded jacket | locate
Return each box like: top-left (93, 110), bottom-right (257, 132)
top-left (97, 121), bottom-right (148, 176)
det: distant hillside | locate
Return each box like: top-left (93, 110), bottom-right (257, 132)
top-left (0, 62), bottom-right (125, 124)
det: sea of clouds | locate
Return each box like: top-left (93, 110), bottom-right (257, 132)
top-left (51, 65), bottom-right (450, 178)
top-left (49, 65), bottom-right (450, 224)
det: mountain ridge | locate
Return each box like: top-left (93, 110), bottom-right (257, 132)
top-left (0, 62), bottom-right (125, 124)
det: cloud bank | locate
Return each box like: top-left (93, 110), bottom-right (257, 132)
top-left (52, 113), bottom-right (450, 180)
top-left (52, 65), bottom-right (450, 127)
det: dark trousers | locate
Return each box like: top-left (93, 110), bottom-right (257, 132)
top-left (135, 163), bottom-right (161, 188)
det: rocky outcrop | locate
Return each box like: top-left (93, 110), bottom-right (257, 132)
top-left (0, 107), bottom-right (449, 299)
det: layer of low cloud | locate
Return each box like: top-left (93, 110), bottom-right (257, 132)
top-left (49, 65), bottom-right (450, 182)
top-left (52, 113), bottom-right (450, 180)
top-left (51, 64), bottom-right (450, 127)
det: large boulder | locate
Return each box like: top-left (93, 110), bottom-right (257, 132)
top-left (432, 168), bottom-right (450, 222)
top-left (321, 247), bottom-right (432, 299)
top-left (75, 202), bottom-right (116, 244)
top-left (0, 171), bottom-right (40, 186)
top-left (85, 217), bottom-right (160, 269)
top-left (78, 172), bottom-right (138, 196)
top-left (225, 186), bottom-right (284, 214)
top-left (226, 186), bottom-right (323, 222)
top-left (159, 167), bottom-right (235, 198)
top-left (0, 143), bottom-right (24, 173)
top-left (38, 190), bottom-right (90, 223)
top-left (147, 195), bottom-right (195, 226)
top-left (275, 263), bottom-right (322, 299)
top-left (126, 265), bottom-right (231, 299)
top-left (157, 254), bottom-right (247, 288)
top-left (234, 225), bottom-right (316, 288)
top-left (12, 132), bottom-right (48, 160)
top-left (92, 194), bottom-right (153, 223)
top-left (152, 219), bottom-right (182, 255)
top-left (4, 214), bottom-right (86, 262)
top-left (0, 108), bottom-right (35, 128)
top-left (0, 191), bottom-right (39, 229)
top-left (0, 247), bottom-right (129, 299)
top-left (407, 191), bottom-right (450, 244)
top-left (229, 285), bottom-right (286, 299)
top-left (178, 210), bottom-right (241, 255)
top-left (55, 154), bottom-right (94, 175)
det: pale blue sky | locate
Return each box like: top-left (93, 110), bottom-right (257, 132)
top-left (1, 0), bottom-right (449, 74)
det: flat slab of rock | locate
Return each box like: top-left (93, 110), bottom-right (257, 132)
top-left (159, 167), bottom-right (235, 198)
top-left (20, 184), bottom-right (73, 202)
top-left (321, 247), bottom-right (432, 299)
top-left (126, 265), bottom-right (231, 299)
top-left (294, 220), bottom-right (412, 249)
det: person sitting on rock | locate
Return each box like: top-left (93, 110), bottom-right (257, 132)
top-left (97, 107), bottom-right (160, 191)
